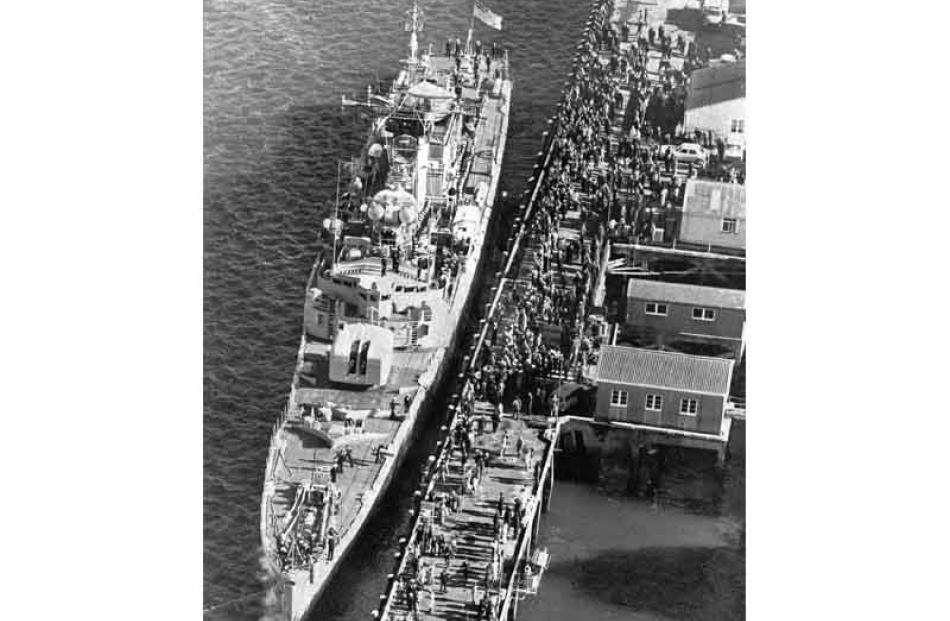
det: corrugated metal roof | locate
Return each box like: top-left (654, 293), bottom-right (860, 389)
top-left (596, 345), bottom-right (734, 395)
top-left (685, 60), bottom-right (745, 111)
top-left (682, 179), bottom-right (746, 218)
top-left (626, 279), bottom-right (745, 310)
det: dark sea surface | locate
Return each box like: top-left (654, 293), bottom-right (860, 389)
top-left (204, 0), bottom-right (589, 619)
top-left (518, 478), bottom-right (745, 621)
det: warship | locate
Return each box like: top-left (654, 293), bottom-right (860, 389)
top-left (259, 2), bottom-right (511, 618)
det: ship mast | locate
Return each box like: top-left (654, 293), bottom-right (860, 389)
top-left (405, 0), bottom-right (424, 65)
top-left (331, 160), bottom-right (341, 266)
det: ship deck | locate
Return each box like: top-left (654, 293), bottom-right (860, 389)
top-left (262, 38), bottom-right (514, 614)
top-left (271, 343), bottom-right (439, 541)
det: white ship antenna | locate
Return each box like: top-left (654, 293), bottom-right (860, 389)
top-left (405, 0), bottom-right (424, 63)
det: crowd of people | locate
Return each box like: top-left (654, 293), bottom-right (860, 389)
top-left (382, 0), bottom-right (752, 617)
top-left (470, 0), bottom-right (639, 386)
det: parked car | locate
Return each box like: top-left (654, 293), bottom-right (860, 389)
top-left (723, 134), bottom-right (745, 162)
top-left (674, 143), bottom-right (709, 165)
top-left (702, 0), bottom-right (729, 26)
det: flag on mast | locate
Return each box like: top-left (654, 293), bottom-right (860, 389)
top-left (473, 0), bottom-right (502, 30)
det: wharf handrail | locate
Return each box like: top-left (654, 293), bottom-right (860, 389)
top-left (497, 420), bottom-right (558, 621)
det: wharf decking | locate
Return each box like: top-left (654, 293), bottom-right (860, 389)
top-left (381, 409), bottom-right (553, 621)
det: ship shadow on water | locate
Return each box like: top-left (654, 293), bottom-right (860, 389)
top-left (553, 544), bottom-right (745, 621)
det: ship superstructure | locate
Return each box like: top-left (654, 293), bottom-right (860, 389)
top-left (260, 2), bottom-right (511, 618)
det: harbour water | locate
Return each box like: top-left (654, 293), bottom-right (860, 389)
top-left (204, 0), bottom-right (589, 618)
top-left (518, 478), bottom-right (745, 621)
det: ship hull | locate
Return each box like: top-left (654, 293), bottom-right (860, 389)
top-left (262, 79), bottom-right (512, 621)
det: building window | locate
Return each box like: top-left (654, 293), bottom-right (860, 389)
top-left (645, 302), bottom-right (668, 316)
top-left (721, 218), bottom-right (737, 234)
top-left (680, 399), bottom-right (698, 416)
top-left (731, 119), bottom-right (744, 133)
top-left (692, 307), bottom-right (716, 321)
top-left (344, 302), bottom-right (360, 317)
top-left (645, 394), bottom-right (663, 411)
top-left (610, 389), bottom-right (628, 407)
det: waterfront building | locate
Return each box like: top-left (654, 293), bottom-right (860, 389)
top-left (593, 345), bottom-right (734, 436)
top-left (623, 279), bottom-right (746, 359)
top-left (683, 59), bottom-right (745, 140)
top-left (678, 179), bottom-right (746, 251)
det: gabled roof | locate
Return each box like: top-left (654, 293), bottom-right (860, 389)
top-left (627, 279), bottom-right (746, 310)
top-left (686, 60), bottom-right (745, 110)
top-left (682, 179), bottom-right (746, 218)
top-left (596, 346), bottom-right (734, 395)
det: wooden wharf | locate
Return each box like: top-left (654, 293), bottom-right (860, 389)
top-left (379, 412), bottom-right (559, 621)
top-left (370, 0), bottom-right (703, 618)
